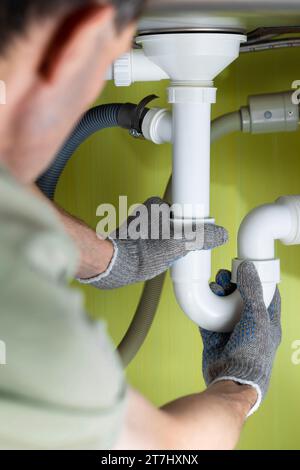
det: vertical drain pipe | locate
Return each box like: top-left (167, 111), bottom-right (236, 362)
top-left (169, 86), bottom-right (220, 327)
top-left (170, 86), bottom-right (216, 220)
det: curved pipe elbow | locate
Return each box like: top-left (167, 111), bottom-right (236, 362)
top-left (172, 196), bottom-right (300, 332)
top-left (173, 281), bottom-right (243, 332)
top-left (237, 202), bottom-right (293, 260)
top-left (172, 251), bottom-right (242, 333)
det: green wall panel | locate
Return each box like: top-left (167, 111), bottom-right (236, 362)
top-left (56, 47), bottom-right (300, 450)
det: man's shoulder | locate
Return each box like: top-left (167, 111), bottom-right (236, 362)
top-left (0, 165), bottom-right (61, 233)
top-left (0, 165), bottom-right (79, 283)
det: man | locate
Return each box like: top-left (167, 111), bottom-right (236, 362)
top-left (0, 0), bottom-right (281, 450)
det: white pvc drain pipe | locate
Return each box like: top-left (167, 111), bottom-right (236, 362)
top-left (110, 32), bottom-right (300, 331)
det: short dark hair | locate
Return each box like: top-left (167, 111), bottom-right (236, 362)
top-left (0, 0), bottom-right (145, 53)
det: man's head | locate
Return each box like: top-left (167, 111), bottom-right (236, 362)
top-left (0, 0), bottom-right (145, 183)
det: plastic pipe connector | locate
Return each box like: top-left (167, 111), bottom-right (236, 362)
top-left (142, 108), bottom-right (173, 144)
top-left (107, 50), bottom-right (169, 87)
top-left (231, 196), bottom-right (300, 310)
top-left (249, 91), bottom-right (299, 134)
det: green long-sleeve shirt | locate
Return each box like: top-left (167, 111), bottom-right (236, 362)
top-left (0, 165), bottom-right (127, 449)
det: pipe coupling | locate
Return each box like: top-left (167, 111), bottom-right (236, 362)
top-left (231, 258), bottom-right (281, 285)
top-left (276, 195), bottom-right (300, 245)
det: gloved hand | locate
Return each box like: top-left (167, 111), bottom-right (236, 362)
top-left (200, 261), bottom-right (281, 416)
top-left (80, 197), bottom-right (228, 289)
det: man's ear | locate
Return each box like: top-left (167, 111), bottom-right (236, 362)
top-left (39, 4), bottom-right (115, 84)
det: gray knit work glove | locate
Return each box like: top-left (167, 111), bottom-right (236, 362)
top-left (79, 197), bottom-right (228, 290)
top-left (200, 261), bottom-right (282, 416)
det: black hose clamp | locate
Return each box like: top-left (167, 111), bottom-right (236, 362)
top-left (130, 94), bottom-right (159, 138)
